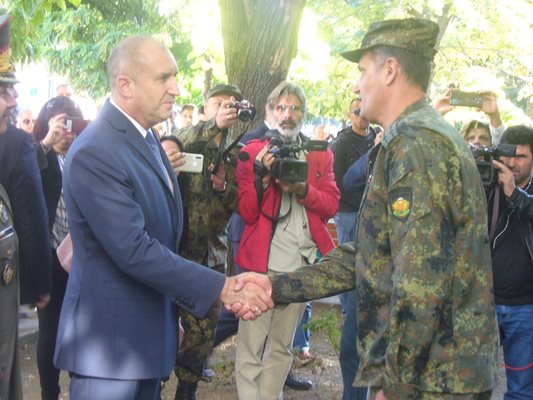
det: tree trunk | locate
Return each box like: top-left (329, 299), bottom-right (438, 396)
top-left (219, 0), bottom-right (306, 135)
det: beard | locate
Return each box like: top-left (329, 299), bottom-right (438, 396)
top-left (275, 118), bottom-right (303, 142)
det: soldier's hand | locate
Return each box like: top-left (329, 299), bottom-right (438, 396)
top-left (215, 97), bottom-right (239, 130)
top-left (234, 272), bottom-right (272, 295)
top-left (220, 275), bottom-right (274, 320)
top-left (209, 162), bottom-right (226, 192)
top-left (375, 390), bottom-right (388, 400)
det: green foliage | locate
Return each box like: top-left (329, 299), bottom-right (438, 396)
top-left (297, 0), bottom-right (533, 123)
top-left (3, 0), bottom-right (532, 122)
top-left (4, 0), bottom-right (194, 99)
top-left (305, 305), bottom-right (342, 355)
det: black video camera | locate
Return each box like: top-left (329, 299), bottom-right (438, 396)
top-left (234, 100), bottom-right (256, 122)
top-left (470, 143), bottom-right (517, 187)
top-left (266, 130), bottom-right (328, 183)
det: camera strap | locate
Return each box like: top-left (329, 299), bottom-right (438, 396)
top-left (211, 129), bottom-right (248, 175)
top-left (489, 185), bottom-right (501, 243)
top-left (211, 128), bottom-right (228, 175)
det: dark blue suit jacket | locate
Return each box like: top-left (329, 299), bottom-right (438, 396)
top-left (54, 101), bottom-right (226, 379)
top-left (0, 125), bottom-right (51, 304)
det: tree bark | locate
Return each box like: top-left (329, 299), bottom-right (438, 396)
top-left (219, 0), bottom-right (306, 135)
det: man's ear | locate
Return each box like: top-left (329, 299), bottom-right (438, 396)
top-left (383, 57), bottom-right (399, 86)
top-left (116, 75), bottom-right (134, 99)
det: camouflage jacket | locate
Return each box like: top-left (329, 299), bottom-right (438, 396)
top-left (270, 242), bottom-right (356, 302)
top-left (177, 119), bottom-right (239, 265)
top-left (354, 99), bottom-right (498, 398)
top-left (269, 100), bottom-right (499, 398)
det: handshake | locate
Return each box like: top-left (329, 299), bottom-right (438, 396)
top-left (219, 273), bottom-right (274, 320)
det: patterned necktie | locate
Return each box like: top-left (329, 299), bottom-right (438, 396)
top-left (145, 129), bottom-right (168, 178)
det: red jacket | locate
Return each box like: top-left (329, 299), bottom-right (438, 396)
top-left (235, 137), bottom-right (340, 273)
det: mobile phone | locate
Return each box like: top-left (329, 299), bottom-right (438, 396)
top-left (65, 116), bottom-right (88, 135)
top-left (174, 153), bottom-right (204, 173)
top-left (450, 90), bottom-right (483, 108)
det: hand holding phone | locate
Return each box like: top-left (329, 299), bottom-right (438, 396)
top-left (174, 153), bottom-right (204, 173)
top-left (450, 90), bottom-right (483, 108)
top-left (65, 116), bottom-right (88, 135)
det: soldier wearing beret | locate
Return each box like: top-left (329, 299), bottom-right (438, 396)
top-left (239, 18), bottom-right (499, 400)
top-left (0, 14), bottom-right (52, 400)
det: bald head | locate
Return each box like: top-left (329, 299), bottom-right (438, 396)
top-left (106, 34), bottom-right (180, 129)
top-left (107, 35), bottom-right (167, 90)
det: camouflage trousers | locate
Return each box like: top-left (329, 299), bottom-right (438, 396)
top-left (367, 387), bottom-right (492, 400)
top-left (174, 264), bottom-right (224, 384)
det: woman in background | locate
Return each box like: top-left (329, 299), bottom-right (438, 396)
top-left (33, 96), bottom-right (86, 400)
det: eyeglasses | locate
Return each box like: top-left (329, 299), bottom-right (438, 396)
top-left (275, 104), bottom-right (303, 114)
top-left (351, 109), bottom-right (361, 116)
top-left (22, 118), bottom-right (35, 125)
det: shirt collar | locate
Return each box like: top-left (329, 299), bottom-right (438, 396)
top-left (110, 97), bottom-right (149, 138)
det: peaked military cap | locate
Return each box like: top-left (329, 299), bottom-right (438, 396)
top-left (206, 83), bottom-right (243, 101)
top-left (341, 18), bottom-right (440, 63)
top-left (0, 14), bottom-right (19, 85)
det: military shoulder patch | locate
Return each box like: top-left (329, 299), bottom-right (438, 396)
top-left (389, 187), bottom-right (412, 222)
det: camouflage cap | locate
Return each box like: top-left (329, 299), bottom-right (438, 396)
top-left (0, 15), bottom-right (19, 85)
top-left (206, 83), bottom-right (243, 101)
top-left (341, 18), bottom-right (439, 63)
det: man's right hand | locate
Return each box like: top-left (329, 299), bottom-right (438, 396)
top-left (220, 273), bottom-right (274, 320)
top-left (493, 159), bottom-right (516, 197)
top-left (215, 97), bottom-right (239, 130)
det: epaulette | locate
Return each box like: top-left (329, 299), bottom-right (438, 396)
top-left (381, 124), bottom-right (400, 150)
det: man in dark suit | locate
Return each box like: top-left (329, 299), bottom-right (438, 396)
top-left (0, 14), bottom-right (52, 399)
top-left (54, 35), bottom-right (273, 400)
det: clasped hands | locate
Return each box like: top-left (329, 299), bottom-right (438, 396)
top-left (219, 272), bottom-right (274, 320)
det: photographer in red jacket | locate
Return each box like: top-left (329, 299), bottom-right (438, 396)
top-left (234, 81), bottom-right (339, 399)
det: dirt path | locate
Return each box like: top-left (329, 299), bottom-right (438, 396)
top-left (19, 302), bottom-right (506, 400)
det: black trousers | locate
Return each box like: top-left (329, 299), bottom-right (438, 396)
top-left (36, 250), bottom-right (68, 400)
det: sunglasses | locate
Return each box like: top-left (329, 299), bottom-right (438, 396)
top-left (22, 118), bottom-right (35, 125)
top-left (351, 109), bottom-right (361, 116)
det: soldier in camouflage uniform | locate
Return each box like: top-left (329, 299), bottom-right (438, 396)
top-left (244, 18), bottom-right (499, 400)
top-left (171, 84), bottom-right (242, 400)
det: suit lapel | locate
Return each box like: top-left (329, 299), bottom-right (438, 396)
top-left (102, 101), bottom-right (183, 246)
top-left (102, 101), bottom-right (173, 196)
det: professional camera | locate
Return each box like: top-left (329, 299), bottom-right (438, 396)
top-left (266, 130), bottom-right (328, 183)
top-left (470, 143), bottom-right (517, 187)
top-left (234, 100), bottom-right (256, 122)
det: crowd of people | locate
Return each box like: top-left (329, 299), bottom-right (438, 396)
top-left (1, 11), bottom-right (533, 400)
